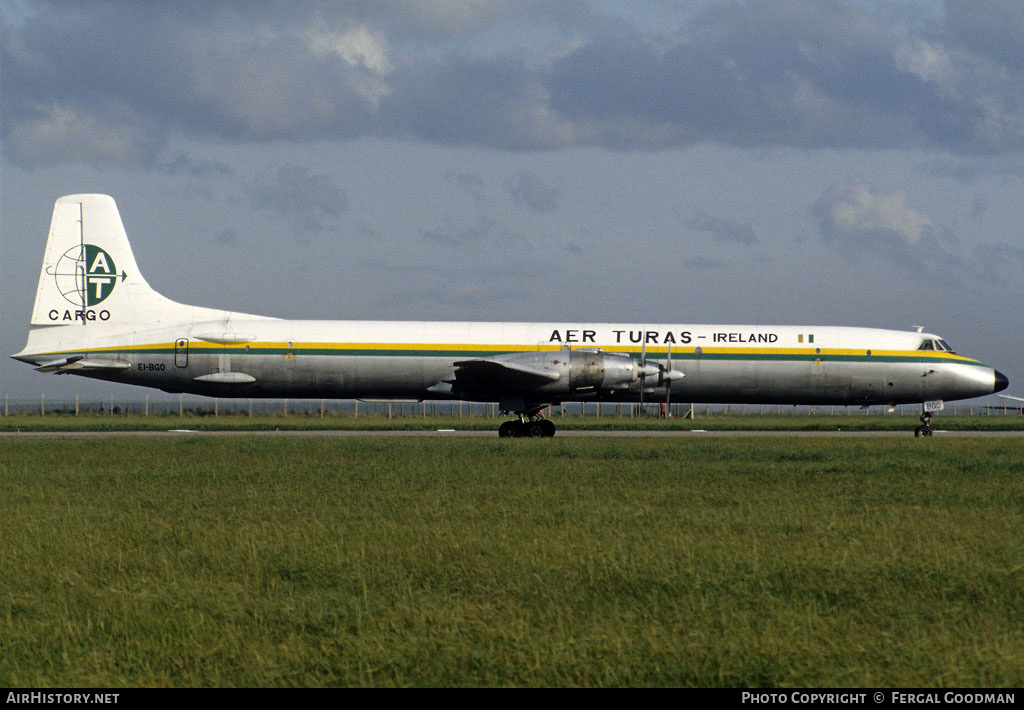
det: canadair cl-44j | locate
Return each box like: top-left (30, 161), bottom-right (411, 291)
top-left (14, 195), bottom-right (1009, 437)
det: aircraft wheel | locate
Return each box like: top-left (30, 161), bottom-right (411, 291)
top-left (526, 422), bottom-right (545, 438)
top-left (914, 425), bottom-right (933, 437)
top-left (498, 421), bottom-right (518, 438)
top-left (540, 420), bottom-right (556, 438)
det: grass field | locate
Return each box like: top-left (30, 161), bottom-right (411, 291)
top-left (3, 411), bottom-right (1024, 432)
top-left (1, 437), bottom-right (1022, 687)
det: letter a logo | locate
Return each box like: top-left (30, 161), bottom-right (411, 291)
top-left (50, 244), bottom-right (123, 307)
top-left (84, 245), bottom-right (117, 305)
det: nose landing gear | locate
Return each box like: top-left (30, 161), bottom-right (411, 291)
top-left (914, 401), bottom-right (945, 437)
top-left (914, 412), bottom-right (933, 437)
top-left (914, 401), bottom-right (941, 437)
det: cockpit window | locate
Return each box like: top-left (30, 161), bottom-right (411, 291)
top-left (919, 338), bottom-right (956, 353)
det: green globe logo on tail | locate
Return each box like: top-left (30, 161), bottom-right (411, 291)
top-left (49, 244), bottom-right (126, 307)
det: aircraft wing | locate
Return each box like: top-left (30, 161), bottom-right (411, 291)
top-left (425, 354), bottom-right (563, 397)
top-left (449, 358), bottom-right (561, 386)
top-left (34, 356), bottom-right (131, 374)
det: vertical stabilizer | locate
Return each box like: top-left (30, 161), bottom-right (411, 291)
top-left (29, 194), bottom-right (199, 327)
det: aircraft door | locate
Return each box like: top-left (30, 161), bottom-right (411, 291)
top-left (174, 338), bottom-right (188, 367)
top-left (920, 369), bottom-right (944, 400)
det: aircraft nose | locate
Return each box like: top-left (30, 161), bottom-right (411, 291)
top-left (994, 370), bottom-right (1009, 393)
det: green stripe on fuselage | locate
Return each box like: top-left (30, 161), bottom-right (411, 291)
top-left (34, 343), bottom-right (991, 368)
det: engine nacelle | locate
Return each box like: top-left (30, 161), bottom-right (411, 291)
top-left (569, 349), bottom-right (640, 392)
top-left (449, 349), bottom-right (652, 400)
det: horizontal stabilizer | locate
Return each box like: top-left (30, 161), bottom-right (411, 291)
top-left (35, 356), bottom-right (131, 373)
top-left (192, 333), bottom-right (256, 344)
top-left (193, 373), bottom-right (256, 384)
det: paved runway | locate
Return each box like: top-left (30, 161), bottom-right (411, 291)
top-left (3, 429), bottom-right (1024, 438)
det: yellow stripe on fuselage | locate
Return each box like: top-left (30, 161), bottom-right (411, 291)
top-left (35, 340), bottom-right (982, 364)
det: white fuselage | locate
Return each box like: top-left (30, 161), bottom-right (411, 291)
top-left (15, 317), bottom-right (1005, 406)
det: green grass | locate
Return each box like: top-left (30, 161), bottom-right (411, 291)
top-left (1, 437), bottom-right (1022, 686)
top-left (3, 411), bottom-right (1024, 432)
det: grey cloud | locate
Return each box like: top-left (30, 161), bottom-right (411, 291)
top-left (356, 258), bottom-right (426, 275)
top-left (386, 57), bottom-right (572, 150)
top-left (687, 211), bottom-right (757, 245)
top-left (215, 228), bottom-right (240, 246)
top-left (422, 216), bottom-right (498, 247)
top-left (422, 215), bottom-right (534, 252)
top-left (448, 171), bottom-right (485, 191)
top-left (812, 180), bottom-right (961, 277)
top-left (544, 1), bottom-right (991, 151)
top-left (157, 154), bottom-right (236, 178)
top-left (508, 172), bottom-right (561, 213)
top-left (943, 0), bottom-right (1024, 74)
top-left (969, 242), bottom-right (1024, 285)
top-left (968, 194), bottom-right (988, 220)
top-left (5, 1), bottom-right (1024, 163)
top-left (248, 164), bottom-right (348, 233)
top-left (374, 283), bottom-right (499, 310)
top-left (3, 2), bottom-right (384, 156)
top-left (4, 102), bottom-right (163, 166)
top-left (682, 256), bottom-right (727, 270)
top-left (918, 155), bottom-right (1024, 181)
top-left (814, 179), bottom-right (1024, 286)
top-left (445, 170), bottom-right (487, 203)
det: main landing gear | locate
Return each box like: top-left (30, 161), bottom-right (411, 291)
top-left (497, 405), bottom-right (556, 438)
top-left (498, 419), bottom-right (556, 438)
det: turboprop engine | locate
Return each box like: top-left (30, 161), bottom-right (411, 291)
top-left (444, 348), bottom-right (661, 397)
top-left (565, 348), bottom-right (656, 393)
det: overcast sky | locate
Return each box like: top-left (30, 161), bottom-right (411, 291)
top-left (2, 0), bottom-right (1022, 402)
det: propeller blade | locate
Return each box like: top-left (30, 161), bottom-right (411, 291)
top-left (639, 340), bottom-right (647, 414)
top-left (665, 343), bottom-right (671, 415)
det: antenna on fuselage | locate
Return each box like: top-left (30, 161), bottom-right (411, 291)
top-left (912, 325), bottom-right (925, 333)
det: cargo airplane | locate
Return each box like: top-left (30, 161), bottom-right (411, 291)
top-left (13, 195), bottom-right (1009, 437)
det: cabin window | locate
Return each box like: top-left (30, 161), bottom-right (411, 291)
top-left (918, 340), bottom-right (934, 350)
top-left (937, 339), bottom-right (955, 353)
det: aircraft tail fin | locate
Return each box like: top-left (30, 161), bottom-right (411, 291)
top-left (29, 194), bottom-right (204, 327)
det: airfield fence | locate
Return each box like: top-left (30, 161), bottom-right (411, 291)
top-left (3, 393), bottom-right (1021, 418)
